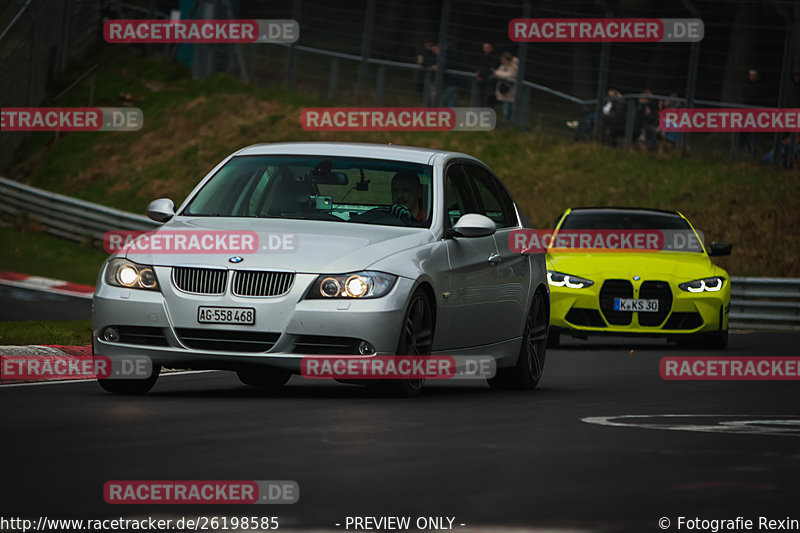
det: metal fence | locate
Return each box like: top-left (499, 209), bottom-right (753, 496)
top-left (167, 0), bottom-right (800, 167)
top-left (2, 175), bottom-right (798, 332)
top-left (0, 176), bottom-right (157, 242)
top-left (729, 277), bottom-right (800, 331)
top-left (3, 0), bottom-right (800, 169)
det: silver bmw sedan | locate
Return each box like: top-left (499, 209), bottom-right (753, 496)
top-left (92, 142), bottom-right (548, 396)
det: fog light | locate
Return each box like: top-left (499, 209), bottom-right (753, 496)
top-left (103, 327), bottom-right (120, 342)
top-left (358, 341), bottom-right (376, 355)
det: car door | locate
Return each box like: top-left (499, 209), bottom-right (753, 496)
top-left (433, 162), bottom-right (500, 350)
top-left (463, 163), bottom-right (531, 343)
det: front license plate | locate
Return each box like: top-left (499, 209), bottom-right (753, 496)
top-left (197, 306), bottom-right (255, 325)
top-left (614, 298), bottom-right (659, 312)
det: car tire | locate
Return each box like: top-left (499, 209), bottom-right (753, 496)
top-left (97, 364), bottom-right (161, 395)
top-left (370, 288), bottom-right (433, 398)
top-left (707, 328), bottom-right (728, 350)
top-left (488, 291), bottom-right (547, 390)
top-left (546, 328), bottom-right (560, 349)
top-left (677, 328), bottom-right (728, 350)
top-left (237, 367), bottom-right (291, 389)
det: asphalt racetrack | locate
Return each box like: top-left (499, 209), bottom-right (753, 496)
top-left (0, 285), bottom-right (91, 321)
top-left (1, 323), bottom-right (799, 532)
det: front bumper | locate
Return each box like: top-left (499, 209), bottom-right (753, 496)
top-left (549, 278), bottom-right (730, 337)
top-left (92, 269), bottom-right (415, 373)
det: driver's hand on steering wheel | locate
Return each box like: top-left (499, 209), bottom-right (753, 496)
top-left (390, 204), bottom-right (413, 221)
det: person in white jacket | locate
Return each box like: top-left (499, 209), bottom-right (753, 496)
top-left (493, 52), bottom-right (519, 121)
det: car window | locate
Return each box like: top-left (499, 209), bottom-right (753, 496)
top-left (463, 164), bottom-right (517, 228)
top-left (444, 164), bottom-right (480, 228)
top-left (182, 155), bottom-right (433, 228)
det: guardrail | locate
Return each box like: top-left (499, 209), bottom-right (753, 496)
top-left (0, 177), bottom-right (158, 242)
top-left (729, 277), bottom-right (800, 331)
top-left (1, 177), bottom-right (798, 331)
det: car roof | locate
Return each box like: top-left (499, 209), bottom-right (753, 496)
top-left (568, 206), bottom-right (682, 217)
top-left (234, 142), bottom-right (476, 165)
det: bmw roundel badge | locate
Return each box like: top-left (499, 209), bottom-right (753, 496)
top-left (633, 275), bottom-right (641, 281)
top-left (229, 256), bottom-right (244, 264)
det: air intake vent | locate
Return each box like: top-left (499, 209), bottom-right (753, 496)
top-left (172, 267), bottom-right (227, 295)
top-left (232, 271), bottom-right (294, 297)
top-left (599, 279), bottom-right (633, 325)
top-left (638, 280), bottom-right (672, 326)
top-left (175, 328), bottom-right (280, 353)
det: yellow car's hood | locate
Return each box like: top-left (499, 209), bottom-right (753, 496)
top-left (546, 251), bottom-right (724, 281)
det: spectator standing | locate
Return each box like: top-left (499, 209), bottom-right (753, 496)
top-left (743, 68), bottom-right (764, 158)
top-left (476, 42), bottom-right (499, 107)
top-left (635, 89), bottom-right (659, 151)
top-left (418, 40), bottom-right (458, 107)
top-left (657, 92), bottom-right (681, 145)
top-left (493, 51), bottom-right (519, 121)
top-left (433, 42), bottom-right (459, 107)
top-left (416, 38), bottom-right (437, 103)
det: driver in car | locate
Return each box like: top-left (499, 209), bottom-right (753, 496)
top-left (390, 172), bottom-right (428, 224)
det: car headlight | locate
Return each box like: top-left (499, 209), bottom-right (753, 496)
top-left (679, 276), bottom-right (725, 292)
top-left (104, 258), bottom-right (160, 291)
top-left (306, 271), bottom-right (397, 299)
top-left (547, 270), bottom-right (594, 289)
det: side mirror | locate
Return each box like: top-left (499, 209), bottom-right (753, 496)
top-left (449, 213), bottom-right (497, 238)
top-left (708, 241), bottom-right (732, 256)
top-left (146, 198), bottom-right (175, 223)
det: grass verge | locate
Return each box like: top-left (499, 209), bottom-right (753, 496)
top-left (0, 227), bottom-right (106, 286)
top-left (3, 45), bottom-right (799, 276)
top-left (0, 320), bottom-right (92, 346)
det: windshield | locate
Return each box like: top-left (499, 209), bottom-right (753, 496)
top-left (182, 155), bottom-right (433, 228)
top-left (558, 211), bottom-right (703, 253)
top-left (560, 212), bottom-right (691, 230)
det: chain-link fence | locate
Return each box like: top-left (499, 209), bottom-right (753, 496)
top-left (232, 0), bottom-right (800, 166)
top-left (0, 0), bottom-right (101, 169)
top-left (4, 0), bottom-right (800, 169)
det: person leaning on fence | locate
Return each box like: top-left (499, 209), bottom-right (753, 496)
top-left (493, 51), bottom-right (519, 121)
top-left (416, 38), bottom-right (437, 99)
top-left (476, 43), bottom-right (500, 108)
top-left (743, 68), bottom-right (764, 159)
top-left (568, 89), bottom-right (622, 140)
top-left (656, 92), bottom-right (681, 146)
top-left (635, 89), bottom-right (659, 152)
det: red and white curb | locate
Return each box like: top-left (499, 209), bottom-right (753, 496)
top-left (0, 345), bottom-right (92, 385)
top-left (0, 271), bottom-right (94, 299)
top-left (0, 344), bottom-right (91, 356)
top-left (0, 345), bottom-right (205, 387)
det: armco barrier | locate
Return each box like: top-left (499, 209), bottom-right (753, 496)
top-left (729, 277), bottom-right (800, 331)
top-left (0, 176), bottom-right (158, 241)
top-left (1, 177), bottom-right (798, 331)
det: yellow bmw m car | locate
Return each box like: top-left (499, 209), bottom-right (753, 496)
top-left (545, 207), bottom-right (731, 349)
